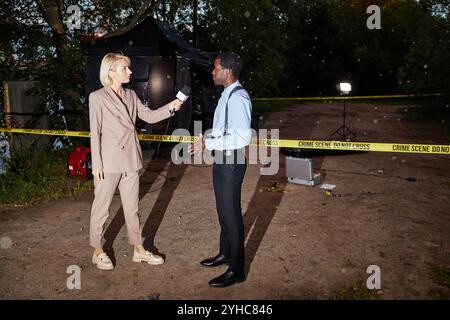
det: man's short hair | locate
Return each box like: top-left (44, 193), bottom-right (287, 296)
top-left (216, 52), bottom-right (243, 78)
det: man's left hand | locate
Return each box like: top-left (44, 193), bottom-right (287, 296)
top-left (188, 133), bottom-right (205, 155)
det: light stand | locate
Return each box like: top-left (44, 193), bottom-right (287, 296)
top-left (329, 83), bottom-right (355, 141)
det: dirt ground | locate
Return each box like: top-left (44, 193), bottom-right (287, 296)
top-left (0, 101), bottom-right (449, 300)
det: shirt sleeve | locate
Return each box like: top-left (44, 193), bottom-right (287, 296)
top-left (89, 93), bottom-right (103, 171)
top-left (204, 93), bottom-right (252, 151)
top-left (135, 91), bottom-right (172, 124)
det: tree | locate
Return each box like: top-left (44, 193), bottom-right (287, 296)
top-left (279, 0), bottom-right (450, 96)
top-left (1, 0), bottom-right (449, 134)
top-left (197, 0), bottom-right (288, 97)
top-left (397, 0), bottom-right (450, 95)
top-left (1, 0), bottom-right (165, 134)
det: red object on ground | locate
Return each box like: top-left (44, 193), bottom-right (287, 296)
top-left (67, 146), bottom-right (92, 180)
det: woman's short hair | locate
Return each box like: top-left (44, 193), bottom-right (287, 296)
top-left (99, 53), bottom-right (131, 86)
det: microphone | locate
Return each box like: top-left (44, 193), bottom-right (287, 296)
top-left (158, 85), bottom-right (191, 159)
top-left (176, 85), bottom-right (191, 102)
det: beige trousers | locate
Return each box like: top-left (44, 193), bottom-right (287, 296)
top-left (89, 171), bottom-right (142, 248)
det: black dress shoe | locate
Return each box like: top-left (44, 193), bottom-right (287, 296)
top-left (209, 270), bottom-right (246, 288)
top-left (200, 254), bottom-right (231, 267)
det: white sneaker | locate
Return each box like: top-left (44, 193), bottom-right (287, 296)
top-left (92, 252), bottom-right (114, 270)
top-left (132, 250), bottom-right (164, 265)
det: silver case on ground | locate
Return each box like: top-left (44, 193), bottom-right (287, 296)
top-left (286, 156), bottom-right (322, 186)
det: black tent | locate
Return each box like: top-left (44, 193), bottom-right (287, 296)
top-left (85, 17), bottom-right (217, 133)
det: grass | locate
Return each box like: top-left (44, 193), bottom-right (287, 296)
top-left (428, 289), bottom-right (450, 300)
top-left (428, 265), bottom-right (450, 300)
top-left (430, 265), bottom-right (450, 288)
top-left (329, 282), bottom-right (379, 300)
top-left (0, 146), bottom-right (93, 208)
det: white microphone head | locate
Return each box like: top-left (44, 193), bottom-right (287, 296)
top-left (176, 91), bottom-right (188, 102)
top-left (176, 85), bottom-right (191, 102)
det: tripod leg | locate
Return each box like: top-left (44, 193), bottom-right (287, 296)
top-left (329, 125), bottom-right (345, 139)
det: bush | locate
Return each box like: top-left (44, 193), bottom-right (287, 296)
top-left (0, 146), bottom-right (92, 208)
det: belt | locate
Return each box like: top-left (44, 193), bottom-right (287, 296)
top-left (213, 149), bottom-right (246, 165)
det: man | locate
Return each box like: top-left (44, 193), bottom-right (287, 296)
top-left (189, 52), bottom-right (252, 287)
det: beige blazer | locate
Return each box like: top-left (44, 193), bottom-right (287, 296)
top-left (89, 85), bottom-right (173, 173)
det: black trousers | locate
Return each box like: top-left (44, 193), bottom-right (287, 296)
top-left (212, 151), bottom-right (247, 274)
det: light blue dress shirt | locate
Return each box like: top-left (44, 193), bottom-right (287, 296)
top-left (204, 81), bottom-right (252, 151)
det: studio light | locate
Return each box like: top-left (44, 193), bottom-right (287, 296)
top-left (329, 82), bottom-right (356, 141)
top-left (339, 82), bottom-right (352, 95)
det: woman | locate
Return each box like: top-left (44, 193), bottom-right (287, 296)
top-left (89, 53), bottom-right (182, 270)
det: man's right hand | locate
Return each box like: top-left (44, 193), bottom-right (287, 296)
top-left (92, 169), bottom-right (104, 181)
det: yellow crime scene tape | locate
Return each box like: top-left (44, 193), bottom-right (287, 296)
top-left (1, 127), bottom-right (449, 155)
top-left (252, 93), bottom-right (445, 101)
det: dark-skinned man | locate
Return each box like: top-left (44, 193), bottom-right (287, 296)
top-left (189, 52), bottom-right (252, 287)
